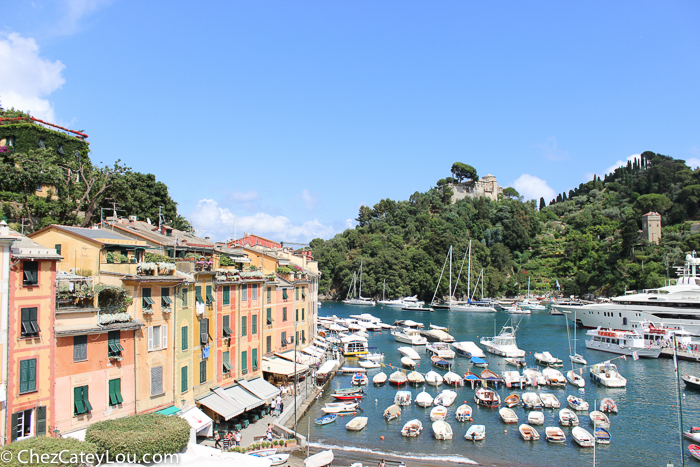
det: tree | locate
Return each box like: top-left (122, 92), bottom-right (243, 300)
top-left (451, 162), bottom-right (479, 183)
top-left (539, 197), bottom-right (546, 211)
top-left (634, 193), bottom-right (672, 214)
top-left (502, 187), bottom-right (521, 200)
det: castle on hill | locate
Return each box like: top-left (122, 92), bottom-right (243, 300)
top-left (449, 174), bottom-right (503, 203)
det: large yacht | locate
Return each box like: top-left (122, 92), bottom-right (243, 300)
top-left (479, 322), bottom-right (526, 358)
top-left (554, 254), bottom-right (700, 336)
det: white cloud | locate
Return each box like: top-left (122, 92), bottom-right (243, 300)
top-left (604, 153), bottom-right (641, 176)
top-left (189, 199), bottom-right (336, 243)
top-left (346, 219), bottom-right (355, 229)
top-left (301, 189), bottom-right (320, 212)
top-left (55, 0), bottom-right (113, 36)
top-left (537, 137), bottom-right (569, 161)
top-left (0, 33), bottom-right (65, 122)
top-left (512, 174), bottom-right (556, 202)
top-left (687, 158), bottom-right (700, 170)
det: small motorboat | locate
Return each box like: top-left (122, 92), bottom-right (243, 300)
top-left (503, 371), bottom-right (526, 388)
top-left (572, 427), bottom-right (595, 447)
top-left (322, 403), bottom-right (360, 414)
top-left (589, 362), bottom-right (627, 387)
top-left (567, 395), bottom-right (589, 411)
top-left (566, 369), bottom-right (586, 388)
top-left (685, 427), bottom-right (700, 442)
top-left (504, 394), bottom-right (521, 408)
top-left (331, 392), bottom-right (363, 400)
top-left (542, 368), bottom-right (566, 387)
top-left (522, 392), bottom-right (543, 410)
top-left (401, 357), bottom-right (417, 369)
top-left (425, 371), bottom-right (444, 386)
top-left (401, 419), bottom-right (423, 437)
top-left (315, 414), bottom-right (337, 425)
top-left (528, 411), bottom-right (545, 425)
top-left (373, 372), bottom-right (388, 385)
top-left (407, 370), bottom-right (425, 384)
top-left (570, 353), bottom-right (587, 365)
top-left (691, 444), bottom-right (700, 461)
top-left (505, 357), bottom-right (527, 367)
top-left (443, 371), bottom-right (464, 386)
top-left (384, 404), bottom-right (402, 421)
top-left (474, 387), bottom-right (500, 408)
top-left (534, 351), bottom-right (563, 368)
top-left (334, 387), bottom-right (364, 395)
top-left (434, 389), bottom-right (458, 407)
top-left (430, 323), bottom-right (449, 332)
top-left (431, 355), bottom-right (450, 369)
top-left (519, 424), bottom-right (540, 441)
top-left (452, 341), bottom-right (486, 358)
top-left (324, 401), bottom-right (360, 410)
top-left (559, 408), bottom-right (580, 426)
top-left (540, 393), bottom-right (560, 409)
top-left (523, 368), bottom-right (546, 386)
top-left (595, 427), bottom-right (611, 444)
top-left (545, 426), bottom-right (566, 443)
top-left (589, 411), bottom-right (610, 428)
top-left (415, 390), bottom-right (434, 407)
top-left (432, 420), bottom-right (453, 440)
top-left (499, 407), bottom-right (518, 424)
top-left (351, 373), bottom-right (368, 386)
top-left (471, 356), bottom-right (489, 368)
top-left (465, 424), bottom-right (485, 441)
top-left (430, 405), bottom-right (448, 421)
top-left (480, 369), bottom-right (502, 386)
top-left (684, 374), bottom-right (700, 390)
top-left (345, 416), bottom-right (368, 431)
top-left (600, 398), bottom-right (618, 414)
top-left (394, 390), bottom-right (412, 406)
top-left (398, 346), bottom-right (421, 360)
top-left (389, 370), bottom-right (408, 385)
top-left (426, 342), bottom-right (456, 359)
top-left (359, 358), bottom-right (381, 369)
top-left (455, 404), bottom-right (472, 422)
top-left (463, 371), bottom-right (481, 388)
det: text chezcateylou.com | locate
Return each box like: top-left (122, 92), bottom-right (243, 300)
top-left (0, 450), bottom-right (180, 465)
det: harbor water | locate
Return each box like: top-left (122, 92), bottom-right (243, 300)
top-left (300, 301), bottom-right (700, 466)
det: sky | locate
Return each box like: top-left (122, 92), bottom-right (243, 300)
top-left (2, 1), bottom-right (699, 243)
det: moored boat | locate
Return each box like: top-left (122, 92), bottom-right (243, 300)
top-left (401, 419), bottom-right (423, 437)
top-left (504, 394), bottom-right (521, 408)
top-left (331, 392), bottom-right (363, 400)
top-left (480, 323), bottom-right (526, 358)
top-left (566, 369), bottom-right (585, 388)
top-left (585, 327), bottom-right (662, 358)
top-left (392, 328), bottom-right (428, 346)
top-left (358, 358), bottom-right (381, 369)
top-left (304, 449), bottom-right (334, 467)
top-left (559, 408), bottom-right (579, 426)
top-left (394, 390), bottom-right (412, 406)
top-left (523, 368), bottom-right (546, 386)
top-left (474, 387), bottom-right (500, 408)
top-left (600, 398), bottom-right (618, 414)
top-left (499, 407), bottom-right (518, 424)
top-left (471, 356), bottom-right (489, 368)
top-left (315, 414), bottom-right (337, 425)
top-left (540, 393), bottom-right (560, 409)
top-left (545, 426), bottom-right (566, 443)
top-left (503, 371), bottom-right (526, 388)
top-left (589, 411), bottom-right (610, 428)
top-left (684, 426), bottom-right (700, 442)
top-left (431, 355), bottom-right (450, 369)
top-left (415, 390), bottom-right (434, 408)
top-left (480, 369), bottom-right (502, 386)
top-left (534, 351), bottom-right (563, 367)
top-left (452, 341), bottom-right (485, 358)
top-left (426, 342), bottom-right (456, 359)
top-left (434, 389), bottom-right (457, 407)
top-left (430, 405), bottom-right (448, 421)
top-left (443, 371), bottom-right (464, 386)
top-left (432, 420), bottom-right (453, 440)
top-left (682, 374), bottom-right (700, 390)
top-left (425, 371), bottom-right (444, 386)
top-left (407, 370), bottom-right (425, 384)
top-left (345, 416), bottom-right (368, 431)
top-left (590, 362), bottom-right (627, 387)
top-left (455, 404), bottom-right (472, 422)
top-left (389, 370), bottom-right (408, 386)
top-left (322, 402), bottom-right (360, 414)
top-left (522, 392), bottom-right (543, 409)
top-left (572, 427), bottom-right (595, 447)
top-left (465, 424), bottom-right (485, 441)
top-left (397, 346), bottom-right (422, 360)
top-left (351, 373), bottom-right (368, 386)
top-left (567, 395), bottom-right (589, 411)
top-left (519, 424), bottom-right (540, 441)
top-left (373, 372), bottom-right (388, 385)
top-left (384, 404), bottom-right (401, 421)
top-left (542, 368), bottom-right (566, 387)
top-left (463, 371), bottom-right (481, 387)
top-left (505, 357), bottom-right (527, 367)
top-left (595, 427), bottom-right (611, 444)
top-left (401, 356), bottom-right (417, 369)
top-left (527, 411), bottom-right (544, 425)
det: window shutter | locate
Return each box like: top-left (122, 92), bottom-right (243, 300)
top-left (223, 315), bottom-right (230, 337)
top-left (19, 360), bottom-right (27, 393)
top-left (242, 351), bottom-right (247, 373)
top-left (36, 406), bottom-right (47, 436)
top-left (182, 326), bottom-right (188, 350)
top-left (241, 316), bottom-right (247, 336)
top-left (281, 332), bottom-right (286, 346)
top-left (181, 366), bottom-right (187, 393)
top-left (10, 412), bottom-right (18, 441)
top-left (266, 335), bottom-right (271, 354)
top-left (74, 386), bottom-right (84, 414)
top-left (151, 366), bottom-right (163, 396)
top-left (148, 326), bottom-right (154, 351)
top-left (252, 315), bottom-right (257, 335)
top-left (162, 324), bottom-right (168, 349)
top-left (200, 319), bottom-right (208, 345)
top-left (28, 359), bottom-right (36, 392)
top-left (83, 386), bottom-right (92, 412)
top-left (252, 348), bottom-right (258, 370)
top-left (223, 286), bottom-right (229, 305)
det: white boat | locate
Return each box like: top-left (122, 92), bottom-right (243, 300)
top-left (401, 419), bottom-right (423, 437)
top-left (429, 324), bottom-right (449, 332)
top-left (345, 416), bottom-right (368, 431)
top-left (566, 369), bottom-right (585, 388)
top-left (401, 357), bottom-right (417, 369)
top-left (394, 390), bottom-right (412, 406)
top-left (585, 327), bottom-right (662, 358)
top-left (351, 373), bottom-right (368, 386)
top-left (407, 371), bottom-right (425, 384)
top-left (384, 404), bottom-right (402, 421)
top-left (425, 371), bottom-right (444, 386)
top-left (389, 370), bottom-right (408, 385)
top-left (523, 368), bottom-right (547, 386)
top-left (304, 450), bottom-right (334, 467)
top-left (426, 342), bottom-right (456, 359)
top-left (589, 411), bottom-right (610, 428)
top-left (434, 389), bottom-right (457, 407)
top-left (452, 341), bottom-right (485, 358)
top-left (503, 370), bottom-right (527, 388)
top-left (590, 362), bottom-right (627, 387)
top-left (519, 424), bottom-right (540, 441)
top-left (397, 346), bottom-right (421, 360)
top-left (373, 372), bottom-right (387, 385)
top-left (567, 309), bottom-right (587, 364)
top-left (534, 351), bottom-right (563, 367)
top-left (499, 408), bottom-right (519, 424)
top-left (480, 322), bottom-right (526, 358)
top-left (559, 408), bottom-right (580, 426)
top-left (429, 405), bottom-right (447, 421)
top-left (504, 394), bottom-right (521, 408)
top-left (504, 303), bottom-right (531, 314)
top-left (343, 262), bottom-right (376, 306)
top-left (542, 368), bottom-right (566, 387)
top-left (567, 395), bottom-right (589, 411)
top-left (545, 426), bottom-right (566, 443)
top-left (540, 393), bottom-right (560, 409)
top-left (402, 295), bottom-right (426, 307)
top-left (443, 371), bottom-right (464, 386)
top-left (465, 424), bottom-right (485, 441)
top-left (451, 301), bottom-right (497, 313)
top-left (423, 329), bottom-right (455, 343)
top-left (340, 334), bottom-right (369, 356)
top-left (359, 358), bottom-right (381, 369)
top-left (393, 319), bottom-right (424, 329)
top-left (415, 390), bottom-right (434, 407)
top-left (455, 404), bottom-right (472, 422)
top-left (522, 392), bottom-right (543, 409)
top-left (474, 387), bottom-right (500, 408)
top-left (322, 403), bottom-right (359, 414)
top-left (527, 411), bottom-right (545, 425)
top-left (392, 329), bottom-right (428, 346)
top-left (572, 427), bottom-right (595, 447)
top-left (432, 420), bottom-right (453, 440)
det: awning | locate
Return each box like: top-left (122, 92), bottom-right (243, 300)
top-left (224, 385), bottom-right (264, 411)
top-left (197, 391), bottom-right (244, 420)
top-left (156, 405), bottom-right (181, 416)
top-left (237, 377), bottom-right (280, 403)
top-left (262, 357), bottom-right (308, 377)
top-left (180, 407), bottom-right (213, 435)
top-left (0, 383), bottom-right (5, 403)
top-left (317, 360), bottom-right (339, 376)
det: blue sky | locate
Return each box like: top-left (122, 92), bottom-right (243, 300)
top-left (2, 1), bottom-right (699, 243)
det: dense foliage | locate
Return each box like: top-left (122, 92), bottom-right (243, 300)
top-left (0, 436), bottom-right (99, 467)
top-left (312, 153), bottom-right (700, 300)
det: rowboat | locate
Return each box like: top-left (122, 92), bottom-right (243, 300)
top-left (540, 393), bottom-right (560, 409)
top-left (425, 371), bottom-right (444, 386)
top-left (521, 392), bottom-right (543, 409)
top-left (322, 404), bottom-right (359, 414)
top-left (345, 416), bottom-right (368, 431)
top-left (434, 389), bottom-right (457, 407)
top-left (463, 371), bottom-right (481, 387)
top-left (373, 372), bottom-right (387, 385)
top-left (527, 411), bottom-right (544, 425)
top-left (443, 371), bottom-right (464, 386)
top-left (559, 408), bottom-right (579, 426)
top-left (430, 405), bottom-right (447, 421)
top-left (566, 369), bottom-right (585, 388)
top-left (389, 370), bottom-right (408, 386)
top-left (384, 404), bottom-right (401, 421)
top-left (455, 404), bottom-right (472, 422)
top-left (415, 390), bottom-right (434, 408)
top-left (600, 398), bottom-right (618, 413)
top-left (572, 427), bottom-right (595, 447)
top-left (471, 356), bottom-right (489, 368)
top-left (407, 371), bottom-right (425, 384)
top-left (331, 393), bottom-right (363, 400)
top-left (545, 426), bottom-right (566, 443)
top-left (401, 357), bottom-right (417, 369)
top-left (567, 395), bottom-right (589, 411)
top-left (504, 394), bottom-right (520, 408)
top-left (519, 424), bottom-right (540, 441)
top-left (304, 450), bottom-right (333, 467)
top-left (595, 427), bottom-right (611, 444)
top-left (334, 387), bottom-right (364, 395)
top-left (465, 424), bottom-right (485, 441)
top-left (401, 419), bottom-right (423, 437)
top-left (499, 407), bottom-right (518, 424)
top-left (431, 355), bottom-right (450, 369)
top-left (394, 390), bottom-right (412, 406)
top-left (315, 414), bottom-right (337, 425)
top-left (480, 369), bottom-right (502, 385)
top-left (589, 411), bottom-right (610, 428)
top-left (432, 420), bottom-right (453, 440)
top-left (474, 387), bottom-right (500, 408)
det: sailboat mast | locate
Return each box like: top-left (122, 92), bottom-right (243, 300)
top-left (359, 261), bottom-right (363, 298)
top-left (467, 240), bottom-right (471, 302)
top-left (673, 333), bottom-right (686, 467)
top-left (449, 246), bottom-right (452, 306)
top-left (383, 279), bottom-right (385, 301)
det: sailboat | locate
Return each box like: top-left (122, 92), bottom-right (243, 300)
top-left (450, 240), bottom-right (496, 313)
top-left (568, 310), bottom-right (587, 365)
top-left (342, 261), bottom-right (376, 306)
top-left (430, 246), bottom-right (453, 310)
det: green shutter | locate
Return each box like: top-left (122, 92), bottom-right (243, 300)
top-left (266, 308), bottom-right (272, 325)
top-left (195, 286), bottom-right (203, 304)
top-left (182, 326), bottom-right (188, 350)
top-left (20, 359), bottom-right (36, 394)
top-left (267, 287), bottom-right (271, 303)
top-left (281, 332), bottom-right (286, 346)
top-left (296, 287), bottom-right (299, 300)
top-left (283, 307), bottom-right (287, 321)
top-left (242, 350), bottom-right (248, 373)
top-left (55, 244), bottom-right (61, 255)
top-left (223, 315), bottom-right (231, 336)
top-left (266, 335), bottom-right (271, 353)
top-left (241, 316), bottom-right (247, 336)
top-left (181, 287), bottom-right (188, 307)
top-left (223, 286), bottom-right (230, 305)
top-left (223, 351), bottom-right (231, 372)
top-left (302, 307), bottom-right (305, 321)
top-left (206, 285), bottom-right (214, 304)
top-left (282, 289), bottom-right (288, 300)
top-left (36, 406), bottom-right (47, 436)
top-left (199, 360), bottom-right (207, 383)
top-left (109, 379), bottom-right (123, 405)
top-left (83, 386), bottom-right (92, 412)
top-left (252, 348), bottom-right (258, 370)
top-left (10, 412), bottom-right (18, 442)
top-left (252, 315), bottom-right (257, 335)
top-left (181, 366), bottom-right (188, 393)
top-left (74, 386), bottom-right (85, 414)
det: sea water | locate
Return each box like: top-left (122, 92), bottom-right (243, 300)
top-left (298, 302), bottom-right (700, 466)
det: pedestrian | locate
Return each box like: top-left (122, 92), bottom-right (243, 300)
top-left (271, 398), bottom-right (277, 416)
top-left (234, 430), bottom-right (241, 446)
top-left (214, 431), bottom-right (222, 449)
top-left (279, 400), bottom-right (284, 413)
top-left (378, 459), bottom-right (386, 467)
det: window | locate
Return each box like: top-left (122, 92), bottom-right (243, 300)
top-left (241, 316), bottom-right (247, 336)
top-left (20, 307), bottom-right (39, 337)
top-left (242, 285), bottom-right (248, 301)
top-left (301, 329), bottom-right (306, 343)
top-left (195, 286), bottom-right (204, 304)
top-left (161, 287), bottom-right (172, 308)
top-left (302, 307), bottom-right (305, 321)
top-left (181, 366), bottom-right (188, 393)
top-left (252, 315), bottom-right (258, 335)
top-left (206, 285), bottom-right (214, 305)
top-left (108, 330), bottom-right (123, 358)
top-left (282, 289), bottom-right (288, 300)
top-left (296, 309), bottom-right (299, 321)
top-left (267, 287), bottom-right (271, 303)
top-left (223, 286), bottom-right (230, 305)
top-left (55, 244), bottom-right (61, 255)
top-left (241, 350), bottom-right (248, 374)
top-left (281, 332), bottom-right (287, 347)
top-left (199, 360), bottom-right (207, 383)
top-left (222, 316), bottom-right (232, 337)
top-left (148, 324), bottom-right (168, 351)
top-left (283, 307), bottom-right (287, 322)
top-left (143, 288), bottom-right (154, 310)
top-left (108, 379), bottom-right (123, 406)
top-left (22, 262), bottom-right (38, 286)
top-left (223, 351), bottom-right (232, 373)
top-left (181, 287), bottom-right (188, 307)
top-left (74, 385), bottom-right (92, 415)
top-left (11, 408), bottom-right (42, 441)
top-left (200, 318), bottom-right (209, 345)
top-left (73, 335), bottom-right (87, 362)
top-left (151, 366), bottom-right (163, 396)
top-left (266, 308), bottom-right (272, 325)
top-left (295, 287), bottom-right (299, 301)
top-left (19, 359), bottom-right (36, 394)
top-left (252, 284), bottom-right (258, 300)
top-left (252, 348), bottom-right (258, 371)
top-left (266, 335), bottom-right (271, 354)
top-left (181, 326), bottom-right (188, 350)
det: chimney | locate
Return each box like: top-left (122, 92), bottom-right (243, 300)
top-left (129, 215), bottom-right (137, 223)
top-left (205, 236), bottom-right (211, 241)
top-left (0, 220), bottom-right (8, 235)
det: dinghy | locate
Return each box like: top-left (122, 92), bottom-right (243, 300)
top-left (384, 404), bottom-right (401, 421)
top-left (415, 390), bottom-right (434, 407)
top-left (315, 414), bottom-right (337, 425)
top-left (443, 371), bottom-right (464, 386)
top-left (519, 424), bottom-right (540, 441)
top-left (684, 427), bottom-right (700, 442)
top-left (559, 408), bottom-right (580, 426)
top-left (499, 407), bottom-right (518, 424)
top-left (401, 419), bottom-right (423, 437)
top-left (434, 389), bottom-right (457, 407)
top-left (425, 371), bottom-right (444, 386)
top-left (595, 427), bottom-right (611, 444)
top-left (331, 392), bottom-right (363, 400)
top-left (572, 427), bottom-right (595, 447)
top-left (480, 369), bottom-right (502, 386)
top-left (589, 411), bottom-right (610, 428)
top-left (463, 371), bottom-right (481, 388)
top-left (566, 369), bottom-right (585, 388)
top-left (397, 346), bottom-right (422, 360)
top-left (351, 373), bottom-right (368, 386)
top-left (394, 390), bottom-right (412, 406)
top-left (522, 392), bottom-right (543, 409)
top-left (389, 370), bottom-right (408, 386)
top-left (505, 357), bottom-right (526, 367)
top-left (373, 372), bottom-right (388, 385)
top-left (359, 359), bottom-right (380, 369)
top-left (567, 395), bottom-right (589, 411)
top-left (534, 351), bottom-right (563, 367)
top-left (527, 411), bottom-right (545, 425)
top-left (474, 387), bottom-right (500, 408)
top-left (345, 416), bottom-right (368, 431)
top-left (455, 404), bottom-right (472, 422)
top-left (430, 405), bottom-right (448, 421)
top-left (407, 371), bottom-right (425, 384)
top-left (471, 356), bottom-right (489, 368)
top-left (504, 394), bottom-right (521, 408)
top-left (542, 368), bottom-right (566, 387)
top-left (545, 426), bottom-right (566, 443)
top-left (540, 393), bottom-right (560, 409)
top-left (600, 398), bottom-right (618, 413)
top-left (401, 357), bottom-right (417, 369)
top-left (465, 424), bottom-right (485, 441)
top-left (304, 450), bottom-right (334, 467)
top-left (431, 355), bottom-right (450, 369)
top-left (334, 387), bottom-right (364, 395)
top-left (432, 420), bottom-right (453, 440)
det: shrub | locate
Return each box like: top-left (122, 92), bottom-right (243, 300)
top-left (85, 413), bottom-right (190, 463)
top-left (144, 252), bottom-right (174, 263)
top-left (0, 436), bottom-right (99, 467)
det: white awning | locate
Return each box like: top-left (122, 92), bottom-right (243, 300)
top-left (317, 360), bottom-right (339, 376)
top-left (224, 385), bottom-right (264, 411)
top-left (180, 407), bottom-right (213, 435)
top-left (237, 377), bottom-right (280, 402)
top-left (197, 392), bottom-right (244, 420)
top-left (261, 357), bottom-right (308, 377)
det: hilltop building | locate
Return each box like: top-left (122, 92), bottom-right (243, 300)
top-left (449, 174), bottom-right (503, 203)
top-left (642, 211), bottom-right (662, 245)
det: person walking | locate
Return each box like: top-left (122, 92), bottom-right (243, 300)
top-left (271, 398), bottom-right (277, 416)
top-left (234, 430), bottom-right (241, 446)
top-left (213, 431), bottom-right (222, 449)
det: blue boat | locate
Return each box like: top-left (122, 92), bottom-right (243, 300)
top-left (315, 414), bottom-right (338, 425)
top-left (594, 427), bottom-right (611, 444)
top-left (431, 355), bottom-right (450, 369)
top-left (471, 356), bottom-right (489, 368)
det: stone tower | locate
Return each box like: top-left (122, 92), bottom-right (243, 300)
top-left (642, 211), bottom-right (661, 245)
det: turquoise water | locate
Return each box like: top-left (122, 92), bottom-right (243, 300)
top-left (299, 302), bottom-right (700, 467)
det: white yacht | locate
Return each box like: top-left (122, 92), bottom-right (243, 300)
top-left (452, 341), bottom-right (486, 358)
top-left (590, 362), bottom-right (627, 387)
top-left (426, 342), bottom-right (456, 359)
top-left (398, 346), bottom-right (421, 360)
top-left (392, 328), bottom-right (428, 345)
top-left (343, 261), bottom-right (376, 306)
top-left (480, 323), bottom-right (526, 358)
top-left (585, 327), bottom-right (662, 358)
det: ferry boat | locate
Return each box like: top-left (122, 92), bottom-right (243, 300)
top-left (480, 323), bottom-right (526, 358)
top-left (585, 327), bottom-right (662, 358)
